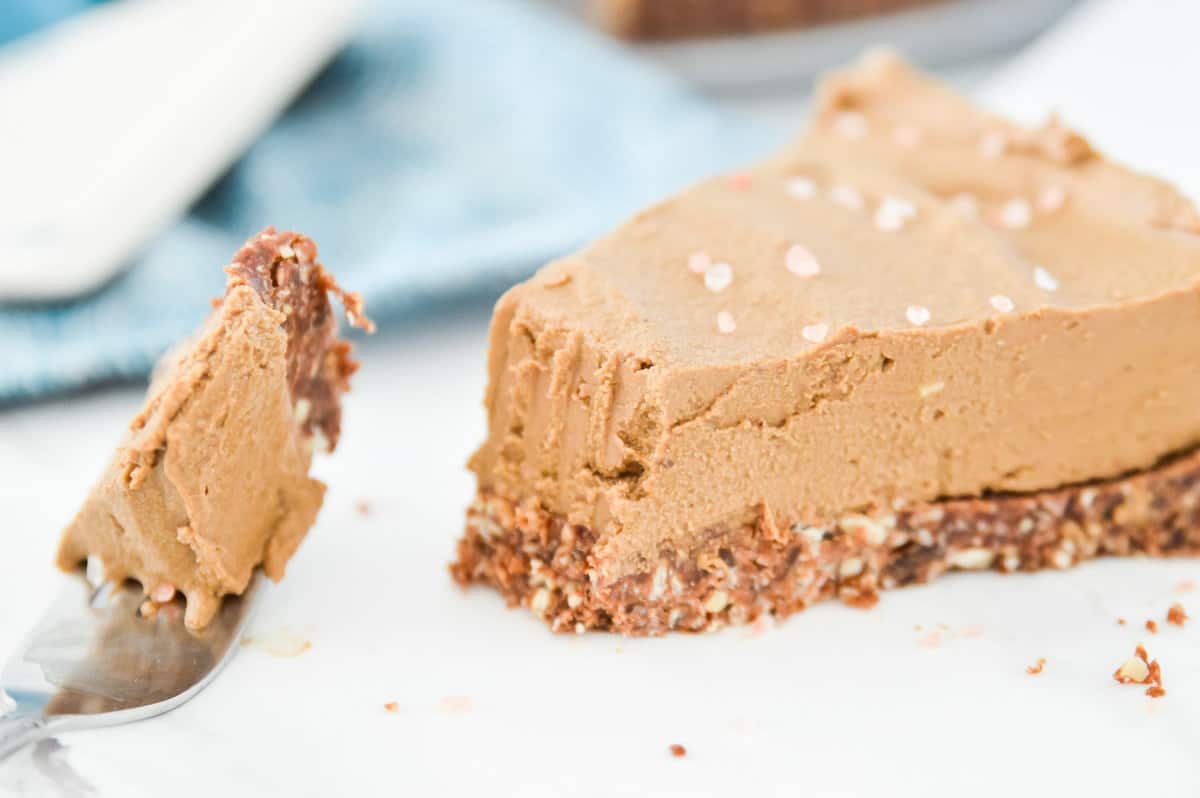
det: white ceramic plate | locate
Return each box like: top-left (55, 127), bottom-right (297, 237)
top-left (0, 0), bottom-right (361, 301)
top-left (549, 0), bottom-right (1077, 93)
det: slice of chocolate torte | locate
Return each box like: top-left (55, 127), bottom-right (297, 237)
top-left (453, 54), bottom-right (1200, 634)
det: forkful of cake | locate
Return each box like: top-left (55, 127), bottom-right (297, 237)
top-left (1, 230), bottom-right (372, 759)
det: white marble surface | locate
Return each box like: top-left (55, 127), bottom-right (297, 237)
top-left (2, 312), bottom-right (1199, 797)
top-left (5, 0), bottom-right (1200, 794)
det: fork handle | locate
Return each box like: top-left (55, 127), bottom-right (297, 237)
top-left (0, 713), bottom-right (48, 761)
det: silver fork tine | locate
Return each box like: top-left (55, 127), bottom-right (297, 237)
top-left (1, 572), bottom-right (261, 760)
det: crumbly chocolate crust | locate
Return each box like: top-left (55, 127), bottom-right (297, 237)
top-left (452, 448), bottom-right (1200, 635)
top-left (225, 227), bottom-right (374, 449)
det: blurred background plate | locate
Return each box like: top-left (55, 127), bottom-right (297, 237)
top-left (547, 0), bottom-right (1077, 94)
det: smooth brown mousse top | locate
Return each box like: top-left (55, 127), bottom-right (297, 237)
top-left (469, 53), bottom-right (1200, 584)
top-left (57, 228), bottom-right (373, 629)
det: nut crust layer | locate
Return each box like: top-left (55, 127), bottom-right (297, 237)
top-left (452, 448), bottom-right (1200, 635)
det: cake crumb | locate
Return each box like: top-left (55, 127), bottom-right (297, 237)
top-left (1145, 619), bottom-right (1158, 634)
top-left (1117, 617), bottom-right (1127, 626)
top-left (1026, 657), bottom-right (1046, 675)
top-left (439, 695), bottom-right (473, 715)
top-left (1114, 648), bottom-right (1150, 684)
top-left (383, 701), bottom-right (399, 713)
top-left (1167, 603), bottom-right (1188, 627)
top-left (747, 616), bottom-right (771, 638)
top-left (669, 744), bottom-right (687, 758)
top-left (241, 629), bottom-right (312, 657)
top-left (355, 500), bottom-right (372, 516)
top-left (1176, 579), bottom-right (1197, 594)
top-left (1146, 658), bottom-right (1166, 698)
top-left (1113, 644), bottom-right (1165, 697)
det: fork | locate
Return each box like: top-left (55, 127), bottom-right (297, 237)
top-left (0, 571), bottom-right (260, 760)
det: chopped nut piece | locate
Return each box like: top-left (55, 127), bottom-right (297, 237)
top-left (293, 398), bottom-right (311, 424)
top-left (1113, 644), bottom-right (1164, 699)
top-left (1114, 656), bottom-right (1150, 684)
top-left (840, 514), bottom-right (887, 546)
top-left (649, 564), bottom-right (668, 601)
top-left (795, 525), bottom-right (826, 545)
top-left (905, 304), bottom-right (931, 327)
top-left (1026, 657), bottom-right (1046, 675)
top-left (784, 177), bottom-right (816, 200)
top-left (838, 557), bottom-right (865, 578)
top-left (704, 590), bottom-right (730, 614)
top-left (785, 244), bottom-right (821, 278)
top-left (529, 588), bottom-right (552, 615)
top-left (948, 547), bottom-right (994, 570)
top-left (999, 198), bottom-right (1033, 229)
top-left (801, 322), bottom-right (830, 344)
top-left (704, 262), bottom-right (733, 293)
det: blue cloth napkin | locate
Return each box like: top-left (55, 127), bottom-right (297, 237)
top-left (0, 0), bottom-right (782, 402)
